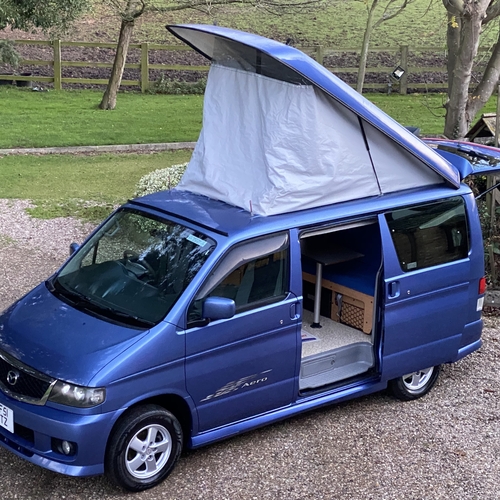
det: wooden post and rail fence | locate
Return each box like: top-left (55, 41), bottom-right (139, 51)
top-left (0, 39), bottom-right (454, 93)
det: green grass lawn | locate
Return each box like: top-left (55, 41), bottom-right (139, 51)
top-left (0, 87), bottom-right (452, 150)
top-left (90, 0), bottom-right (458, 49)
top-left (87, 0), bottom-right (496, 50)
top-left (0, 150), bottom-right (192, 221)
top-left (1, 87), bottom-right (499, 222)
top-left (0, 87), bottom-right (203, 148)
top-left (3, 87), bottom-right (499, 148)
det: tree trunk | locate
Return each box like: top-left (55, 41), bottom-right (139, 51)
top-left (443, 8), bottom-right (483, 139)
top-left (467, 30), bottom-right (500, 119)
top-left (446, 11), bottom-right (461, 99)
top-left (356, 0), bottom-right (379, 94)
top-left (99, 18), bottom-right (135, 110)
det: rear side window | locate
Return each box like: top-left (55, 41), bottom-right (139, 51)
top-left (385, 197), bottom-right (469, 272)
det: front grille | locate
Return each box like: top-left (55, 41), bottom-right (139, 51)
top-left (0, 351), bottom-right (55, 405)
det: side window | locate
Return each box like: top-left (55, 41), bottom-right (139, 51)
top-left (188, 232), bottom-right (289, 322)
top-left (385, 197), bottom-right (469, 272)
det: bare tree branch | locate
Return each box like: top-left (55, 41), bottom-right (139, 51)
top-left (468, 28), bottom-right (500, 118)
top-left (151, 0), bottom-right (320, 13)
top-left (356, 0), bottom-right (414, 92)
top-left (374, 0), bottom-right (410, 29)
top-left (100, 0), bottom-right (321, 109)
top-left (483, 0), bottom-right (500, 25)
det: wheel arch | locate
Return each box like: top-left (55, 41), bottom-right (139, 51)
top-left (106, 393), bottom-right (194, 451)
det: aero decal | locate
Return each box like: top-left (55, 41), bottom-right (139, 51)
top-left (200, 370), bottom-right (272, 402)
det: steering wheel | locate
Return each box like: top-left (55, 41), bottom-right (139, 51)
top-left (123, 250), bottom-right (156, 276)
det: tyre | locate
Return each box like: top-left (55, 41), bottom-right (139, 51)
top-left (388, 365), bottom-right (440, 401)
top-left (105, 404), bottom-right (183, 492)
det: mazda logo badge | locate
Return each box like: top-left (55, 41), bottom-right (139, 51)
top-left (6, 370), bottom-right (19, 386)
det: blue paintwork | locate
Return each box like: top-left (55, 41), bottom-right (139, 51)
top-left (0, 283), bottom-right (149, 385)
top-left (167, 24), bottom-right (460, 188)
top-left (131, 185), bottom-right (467, 243)
top-left (424, 137), bottom-right (500, 177)
top-left (0, 27), bottom-right (487, 485)
top-left (190, 376), bottom-right (387, 448)
top-left (0, 392), bottom-right (117, 475)
top-left (433, 149), bottom-right (475, 179)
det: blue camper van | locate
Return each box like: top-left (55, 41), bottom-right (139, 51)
top-left (0, 25), bottom-right (494, 492)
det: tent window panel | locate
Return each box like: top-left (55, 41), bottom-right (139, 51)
top-left (385, 197), bottom-right (469, 272)
top-left (212, 39), bottom-right (309, 84)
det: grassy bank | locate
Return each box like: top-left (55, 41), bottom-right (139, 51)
top-left (71, 1), bottom-right (457, 49)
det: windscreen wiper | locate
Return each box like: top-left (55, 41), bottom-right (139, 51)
top-left (456, 146), bottom-right (491, 161)
top-left (51, 280), bottom-right (154, 328)
top-left (72, 298), bottom-right (155, 328)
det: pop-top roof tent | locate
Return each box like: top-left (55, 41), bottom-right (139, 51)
top-left (167, 24), bottom-right (461, 216)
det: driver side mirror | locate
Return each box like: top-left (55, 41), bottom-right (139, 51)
top-left (69, 242), bottom-right (80, 256)
top-left (202, 297), bottom-right (236, 321)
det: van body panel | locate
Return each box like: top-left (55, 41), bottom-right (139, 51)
top-left (378, 198), bottom-right (479, 379)
top-left (185, 296), bottom-right (299, 431)
top-left (382, 335), bottom-right (462, 379)
top-left (190, 377), bottom-right (387, 449)
top-left (0, 388), bottom-right (121, 475)
top-left (0, 283), bottom-right (148, 386)
top-left (92, 338), bottom-right (188, 411)
top-left (424, 138), bottom-right (500, 177)
top-left (457, 337), bottom-right (482, 360)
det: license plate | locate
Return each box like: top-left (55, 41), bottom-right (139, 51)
top-left (0, 403), bottom-right (13, 433)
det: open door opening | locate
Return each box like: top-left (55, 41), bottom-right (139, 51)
top-left (299, 220), bottom-right (382, 391)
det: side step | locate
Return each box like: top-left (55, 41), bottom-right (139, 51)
top-left (299, 342), bottom-right (374, 390)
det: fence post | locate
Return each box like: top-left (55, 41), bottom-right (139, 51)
top-left (315, 46), bottom-right (324, 66)
top-left (399, 45), bottom-right (408, 95)
top-left (53, 39), bottom-right (62, 90)
top-left (141, 42), bottom-right (149, 93)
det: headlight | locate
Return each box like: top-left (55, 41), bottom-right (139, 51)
top-left (48, 381), bottom-right (106, 408)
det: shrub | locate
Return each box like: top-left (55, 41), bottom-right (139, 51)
top-left (134, 163), bottom-right (188, 197)
top-left (148, 74), bottom-right (206, 95)
top-left (0, 40), bottom-right (20, 72)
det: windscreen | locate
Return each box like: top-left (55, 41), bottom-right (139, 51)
top-left (52, 209), bottom-right (216, 327)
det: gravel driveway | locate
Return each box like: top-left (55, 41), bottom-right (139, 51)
top-left (0, 199), bottom-right (499, 500)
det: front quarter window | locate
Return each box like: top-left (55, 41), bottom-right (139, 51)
top-left (52, 209), bottom-right (216, 327)
top-left (188, 232), bottom-right (289, 324)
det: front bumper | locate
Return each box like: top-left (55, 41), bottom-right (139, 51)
top-left (0, 390), bottom-right (122, 477)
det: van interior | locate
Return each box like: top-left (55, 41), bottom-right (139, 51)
top-left (299, 220), bottom-right (382, 391)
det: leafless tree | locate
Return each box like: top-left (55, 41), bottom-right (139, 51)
top-left (443, 0), bottom-right (500, 139)
top-left (356, 0), bottom-right (414, 94)
top-left (99, 0), bottom-right (321, 110)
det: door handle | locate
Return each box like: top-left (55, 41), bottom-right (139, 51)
top-left (388, 281), bottom-right (400, 298)
top-left (290, 303), bottom-right (300, 320)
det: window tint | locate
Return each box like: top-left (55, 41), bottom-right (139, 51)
top-left (189, 233), bottom-right (289, 322)
top-left (385, 197), bottom-right (468, 272)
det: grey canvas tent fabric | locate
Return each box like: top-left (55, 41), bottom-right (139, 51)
top-left (177, 64), bottom-right (443, 216)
